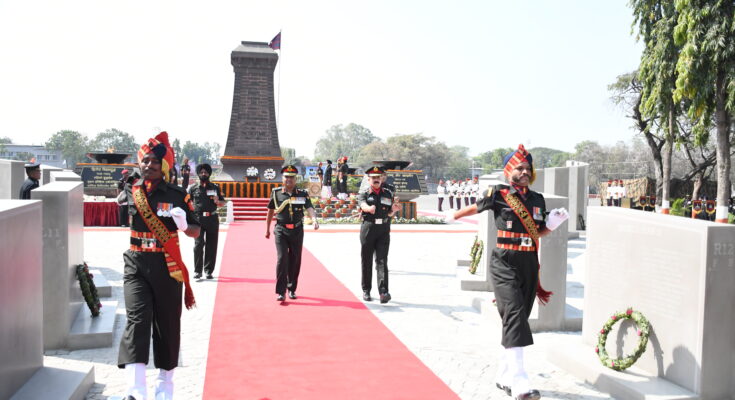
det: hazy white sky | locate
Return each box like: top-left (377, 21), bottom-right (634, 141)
top-left (0, 1), bottom-right (642, 157)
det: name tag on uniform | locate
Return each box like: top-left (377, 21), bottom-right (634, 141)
top-left (157, 203), bottom-right (173, 217)
top-left (506, 221), bottom-right (513, 229)
top-left (292, 197), bottom-right (306, 205)
top-left (380, 197), bottom-right (392, 206)
top-left (375, 218), bottom-right (383, 224)
top-left (206, 190), bottom-right (217, 196)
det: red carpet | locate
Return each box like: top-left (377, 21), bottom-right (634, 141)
top-left (203, 222), bottom-right (459, 400)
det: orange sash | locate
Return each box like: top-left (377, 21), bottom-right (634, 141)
top-left (499, 188), bottom-right (553, 305)
top-left (132, 183), bottom-right (196, 309)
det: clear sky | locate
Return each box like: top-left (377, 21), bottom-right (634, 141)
top-left (0, 1), bottom-right (643, 157)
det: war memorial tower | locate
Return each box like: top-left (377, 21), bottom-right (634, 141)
top-left (219, 41), bottom-right (284, 182)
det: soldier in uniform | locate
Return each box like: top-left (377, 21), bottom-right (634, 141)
top-left (117, 169), bottom-right (131, 227)
top-left (437, 180), bottom-right (446, 211)
top-left (188, 163), bottom-right (225, 279)
top-left (18, 162), bottom-right (41, 199)
top-left (117, 132), bottom-right (200, 400)
top-left (180, 158), bottom-right (191, 189)
top-left (337, 156), bottom-right (350, 199)
top-left (322, 159), bottom-right (333, 199)
top-left (265, 165), bottom-right (320, 301)
top-left (449, 144), bottom-right (568, 400)
top-left (358, 166), bottom-right (402, 303)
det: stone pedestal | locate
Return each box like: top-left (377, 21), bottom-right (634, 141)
top-left (0, 200), bottom-right (43, 400)
top-left (50, 170), bottom-right (81, 182)
top-left (220, 41), bottom-right (284, 182)
top-left (567, 162), bottom-right (589, 231)
top-left (552, 207), bottom-right (735, 399)
top-left (40, 165), bottom-right (62, 185)
top-left (0, 159), bottom-right (27, 199)
top-left (32, 182), bottom-right (85, 350)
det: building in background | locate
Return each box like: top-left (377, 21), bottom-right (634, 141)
top-left (0, 144), bottom-right (64, 168)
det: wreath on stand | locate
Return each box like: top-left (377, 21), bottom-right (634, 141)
top-left (596, 308), bottom-right (650, 371)
top-left (468, 235), bottom-right (484, 274)
top-left (76, 262), bottom-right (101, 317)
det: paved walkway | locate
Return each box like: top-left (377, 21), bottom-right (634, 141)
top-left (49, 217), bottom-right (614, 399)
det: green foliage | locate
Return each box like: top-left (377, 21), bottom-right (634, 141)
top-left (670, 197), bottom-right (685, 216)
top-left (90, 128), bottom-right (138, 163)
top-left (181, 141), bottom-right (221, 165)
top-left (729, 213), bottom-right (735, 224)
top-left (313, 123), bottom-right (379, 164)
top-left (596, 308), bottom-right (650, 371)
top-left (45, 130), bottom-right (91, 167)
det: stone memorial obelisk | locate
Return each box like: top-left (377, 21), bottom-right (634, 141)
top-left (219, 41), bottom-right (284, 182)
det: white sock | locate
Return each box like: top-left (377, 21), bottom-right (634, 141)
top-left (125, 363), bottom-right (147, 400)
top-left (495, 346), bottom-right (511, 387)
top-left (506, 347), bottom-right (531, 395)
top-left (154, 368), bottom-right (175, 400)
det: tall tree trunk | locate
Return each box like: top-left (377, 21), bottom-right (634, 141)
top-left (661, 111), bottom-right (674, 213)
top-left (714, 72), bottom-right (732, 223)
top-left (692, 170), bottom-right (704, 200)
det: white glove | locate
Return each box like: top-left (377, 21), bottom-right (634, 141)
top-left (546, 208), bottom-right (569, 231)
top-left (444, 210), bottom-right (457, 224)
top-left (170, 207), bottom-right (188, 231)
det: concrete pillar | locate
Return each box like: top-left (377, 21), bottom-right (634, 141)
top-left (0, 159), bottom-right (27, 199)
top-left (530, 169), bottom-right (545, 193)
top-left (40, 165), bottom-right (62, 185)
top-left (566, 163), bottom-right (589, 231)
top-left (31, 182), bottom-right (84, 350)
top-left (529, 194), bottom-right (569, 331)
top-left (50, 170), bottom-right (81, 182)
top-left (0, 200), bottom-right (43, 399)
top-left (543, 167), bottom-right (570, 197)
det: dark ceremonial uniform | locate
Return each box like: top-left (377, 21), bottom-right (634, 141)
top-left (180, 164), bottom-right (191, 188)
top-left (188, 182), bottom-right (225, 276)
top-left (118, 179), bottom-right (199, 370)
top-left (268, 187), bottom-right (313, 295)
top-left (323, 164), bottom-right (333, 187)
top-left (476, 184), bottom-right (546, 348)
top-left (18, 177), bottom-right (39, 199)
top-left (339, 162), bottom-right (349, 194)
top-left (358, 184), bottom-right (396, 296)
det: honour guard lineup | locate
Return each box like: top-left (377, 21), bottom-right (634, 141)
top-left (110, 129), bottom-right (569, 400)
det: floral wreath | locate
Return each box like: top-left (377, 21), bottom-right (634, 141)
top-left (469, 235), bottom-right (484, 274)
top-left (76, 262), bottom-right (101, 317)
top-left (263, 168), bottom-right (277, 180)
top-left (596, 308), bottom-right (650, 371)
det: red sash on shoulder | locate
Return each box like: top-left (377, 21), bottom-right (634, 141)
top-left (499, 188), bottom-right (553, 305)
top-left (132, 183), bottom-right (196, 309)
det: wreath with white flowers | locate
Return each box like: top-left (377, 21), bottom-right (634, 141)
top-left (76, 262), bottom-right (101, 317)
top-left (596, 308), bottom-right (650, 371)
top-left (469, 235), bottom-right (484, 274)
top-left (263, 168), bottom-right (276, 180)
top-left (246, 166), bottom-right (259, 177)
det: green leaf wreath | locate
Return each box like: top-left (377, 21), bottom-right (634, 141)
top-left (596, 308), bottom-right (650, 371)
top-left (76, 262), bottom-right (101, 317)
top-left (469, 235), bottom-right (484, 274)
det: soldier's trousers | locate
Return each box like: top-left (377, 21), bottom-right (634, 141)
top-left (274, 224), bottom-right (304, 295)
top-left (194, 215), bottom-right (219, 274)
top-left (449, 196), bottom-right (454, 209)
top-left (438, 197), bottom-right (444, 211)
top-left (118, 250), bottom-right (182, 370)
top-left (489, 248), bottom-right (538, 348)
top-left (360, 221), bottom-right (391, 294)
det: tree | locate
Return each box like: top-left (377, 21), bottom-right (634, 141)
top-left (474, 147), bottom-right (514, 172)
top-left (527, 147), bottom-right (570, 168)
top-left (673, 0), bottom-right (735, 222)
top-left (172, 139), bottom-right (182, 163)
top-left (90, 128), bottom-right (139, 163)
top-left (313, 123), bottom-right (379, 164)
top-left (0, 136), bottom-right (11, 154)
top-left (630, 0), bottom-right (681, 212)
top-left (180, 141), bottom-right (222, 165)
top-left (45, 130), bottom-right (90, 167)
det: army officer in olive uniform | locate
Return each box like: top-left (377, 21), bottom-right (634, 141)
top-left (358, 166), bottom-right (402, 304)
top-left (265, 165), bottom-right (319, 301)
top-left (188, 163), bottom-right (226, 279)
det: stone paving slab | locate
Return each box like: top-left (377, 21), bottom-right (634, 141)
top-left (42, 223), bottom-right (615, 399)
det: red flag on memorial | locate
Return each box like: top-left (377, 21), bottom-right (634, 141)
top-left (268, 32), bottom-right (281, 50)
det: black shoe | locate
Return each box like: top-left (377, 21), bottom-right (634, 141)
top-left (379, 293), bottom-right (391, 304)
top-left (193, 272), bottom-right (202, 279)
top-left (276, 294), bottom-right (285, 301)
top-left (124, 397), bottom-right (138, 400)
top-left (496, 383), bottom-right (511, 397)
top-left (516, 389), bottom-right (541, 400)
top-left (288, 291), bottom-right (297, 299)
top-left (362, 291), bottom-right (372, 301)
top-left (206, 273), bottom-right (213, 279)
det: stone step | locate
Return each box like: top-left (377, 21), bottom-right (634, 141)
top-left (67, 300), bottom-right (118, 350)
top-left (88, 268), bottom-right (111, 298)
top-left (235, 216), bottom-right (267, 221)
top-left (234, 211), bottom-right (267, 216)
top-left (233, 206), bottom-right (268, 212)
top-left (10, 357), bottom-right (94, 400)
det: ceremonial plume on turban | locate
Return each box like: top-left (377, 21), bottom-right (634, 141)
top-left (138, 131), bottom-right (175, 182)
top-left (503, 144), bottom-right (535, 184)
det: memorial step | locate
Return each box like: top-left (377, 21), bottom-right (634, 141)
top-left (89, 268), bottom-right (111, 298)
top-left (9, 357), bottom-right (94, 400)
top-left (233, 211), bottom-right (268, 216)
top-left (67, 300), bottom-right (118, 350)
top-left (233, 206), bottom-right (268, 212)
top-left (235, 216), bottom-right (267, 221)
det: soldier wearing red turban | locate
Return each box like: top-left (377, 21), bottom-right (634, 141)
top-left (448, 144), bottom-right (569, 400)
top-left (117, 131), bottom-right (201, 400)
